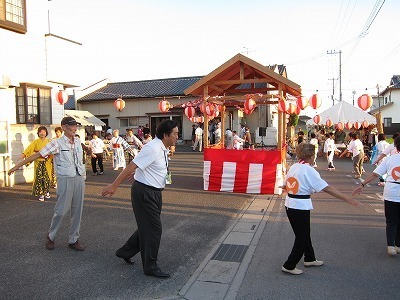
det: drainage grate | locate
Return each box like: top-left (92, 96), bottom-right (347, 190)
top-left (210, 244), bottom-right (249, 263)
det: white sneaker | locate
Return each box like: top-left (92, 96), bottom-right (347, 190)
top-left (113, 168), bottom-right (118, 170)
top-left (45, 192), bottom-right (50, 199)
top-left (38, 196), bottom-right (45, 201)
top-left (304, 260), bottom-right (324, 267)
top-left (388, 246), bottom-right (396, 256)
top-left (282, 266), bottom-right (303, 275)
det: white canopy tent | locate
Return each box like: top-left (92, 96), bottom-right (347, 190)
top-left (306, 101), bottom-right (376, 126)
top-left (65, 110), bottom-right (105, 129)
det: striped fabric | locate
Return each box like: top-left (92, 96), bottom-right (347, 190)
top-left (203, 149), bottom-right (283, 194)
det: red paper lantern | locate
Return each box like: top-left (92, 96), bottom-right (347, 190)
top-left (197, 116), bottom-right (204, 123)
top-left (244, 96), bottom-right (257, 111)
top-left (309, 94), bottom-right (321, 109)
top-left (326, 119), bottom-right (333, 127)
top-left (313, 115), bottom-right (321, 124)
top-left (158, 100), bottom-right (171, 113)
top-left (199, 103), bottom-right (206, 114)
top-left (287, 103), bottom-right (297, 115)
top-left (336, 122), bottom-right (344, 130)
top-left (357, 94), bottom-right (373, 111)
top-left (114, 98), bottom-right (125, 111)
top-left (296, 96), bottom-right (308, 110)
top-left (205, 103), bottom-right (215, 116)
top-left (345, 122), bottom-right (353, 130)
top-left (278, 100), bottom-right (289, 113)
top-left (354, 121), bottom-right (361, 130)
top-left (362, 120), bottom-right (369, 128)
top-left (185, 106), bottom-right (195, 119)
top-left (57, 90), bottom-right (68, 105)
top-left (243, 106), bottom-right (254, 115)
top-left (214, 110), bottom-right (220, 117)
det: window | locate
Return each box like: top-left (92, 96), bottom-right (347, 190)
top-left (15, 84), bottom-right (52, 124)
top-left (0, 0), bottom-right (27, 34)
top-left (119, 118), bottom-right (129, 127)
top-left (384, 118), bottom-right (392, 128)
top-left (129, 117), bottom-right (138, 127)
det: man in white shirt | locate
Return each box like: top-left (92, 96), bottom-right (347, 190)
top-left (323, 132), bottom-right (339, 170)
top-left (340, 132), bottom-right (364, 178)
top-left (374, 132), bottom-right (399, 165)
top-left (102, 119), bottom-right (179, 278)
top-left (89, 133), bottom-right (110, 175)
top-left (193, 125), bottom-right (203, 152)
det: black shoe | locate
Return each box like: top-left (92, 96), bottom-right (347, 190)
top-left (115, 251), bottom-right (134, 265)
top-left (145, 269), bottom-right (170, 278)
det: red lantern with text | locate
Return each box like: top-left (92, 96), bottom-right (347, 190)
top-left (345, 122), bottom-right (353, 130)
top-left (336, 122), bottom-right (344, 130)
top-left (357, 94), bottom-right (373, 111)
top-left (313, 115), bottom-right (321, 124)
top-left (205, 103), bottom-right (215, 117)
top-left (185, 106), bottom-right (195, 119)
top-left (158, 100), bottom-right (171, 113)
top-left (244, 96), bottom-right (257, 111)
top-left (362, 120), bottom-right (369, 128)
top-left (309, 94), bottom-right (321, 109)
top-left (57, 90), bottom-right (68, 105)
top-left (326, 119), bottom-right (333, 127)
top-left (278, 100), bottom-right (289, 113)
top-left (114, 98), bottom-right (125, 111)
top-left (354, 121), bottom-right (361, 130)
top-left (296, 96), bottom-right (308, 110)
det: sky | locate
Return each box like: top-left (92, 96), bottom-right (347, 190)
top-left (47, 0), bottom-right (400, 114)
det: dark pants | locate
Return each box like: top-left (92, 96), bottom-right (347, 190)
top-left (384, 200), bottom-right (400, 247)
top-left (91, 153), bottom-right (104, 173)
top-left (116, 181), bottom-right (163, 274)
top-left (283, 207), bottom-right (316, 270)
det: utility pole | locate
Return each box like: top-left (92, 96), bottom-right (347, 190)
top-left (327, 50), bottom-right (342, 102)
top-left (328, 78), bottom-right (335, 106)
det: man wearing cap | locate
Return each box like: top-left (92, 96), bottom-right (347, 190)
top-left (8, 116), bottom-right (89, 251)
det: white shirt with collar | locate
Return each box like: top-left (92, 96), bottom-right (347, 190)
top-left (133, 137), bottom-right (168, 189)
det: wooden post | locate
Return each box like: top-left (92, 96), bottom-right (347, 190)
top-left (375, 112), bottom-right (384, 134)
top-left (203, 86), bottom-right (209, 148)
top-left (221, 104), bottom-right (226, 147)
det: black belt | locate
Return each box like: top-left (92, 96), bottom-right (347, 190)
top-left (288, 193), bottom-right (310, 199)
top-left (135, 181), bottom-right (164, 191)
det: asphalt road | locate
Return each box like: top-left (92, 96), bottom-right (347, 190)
top-left (237, 156), bottom-right (399, 300)
top-left (0, 145), bottom-right (254, 300)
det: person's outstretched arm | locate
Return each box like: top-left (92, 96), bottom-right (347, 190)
top-left (8, 152), bottom-right (42, 175)
top-left (101, 162), bottom-right (138, 197)
top-left (322, 185), bottom-right (361, 206)
top-left (352, 172), bottom-right (379, 195)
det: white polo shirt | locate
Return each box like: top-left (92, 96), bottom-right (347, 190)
top-left (285, 163), bottom-right (328, 210)
top-left (347, 139), bottom-right (364, 157)
top-left (133, 137), bottom-right (168, 189)
top-left (374, 153), bottom-right (400, 202)
top-left (382, 143), bottom-right (398, 156)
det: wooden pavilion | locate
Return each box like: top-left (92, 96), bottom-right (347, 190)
top-left (184, 53), bottom-right (302, 195)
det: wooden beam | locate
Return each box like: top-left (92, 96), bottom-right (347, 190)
top-left (208, 83), bottom-right (225, 93)
top-left (240, 62), bottom-right (244, 80)
top-left (212, 78), bottom-right (275, 85)
top-left (203, 85), bottom-right (209, 148)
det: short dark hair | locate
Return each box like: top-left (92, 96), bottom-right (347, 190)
top-left (54, 126), bottom-right (63, 133)
top-left (296, 143), bottom-right (315, 160)
top-left (156, 119), bottom-right (179, 139)
top-left (394, 136), bottom-right (400, 151)
top-left (37, 126), bottom-right (48, 137)
top-left (377, 133), bottom-right (386, 141)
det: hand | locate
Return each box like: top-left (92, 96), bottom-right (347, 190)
top-left (8, 167), bottom-right (17, 176)
top-left (348, 198), bottom-right (362, 207)
top-left (91, 154), bottom-right (97, 158)
top-left (102, 184), bottom-right (117, 197)
top-left (352, 186), bottom-right (363, 196)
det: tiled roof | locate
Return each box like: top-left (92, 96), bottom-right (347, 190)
top-left (78, 76), bottom-right (203, 102)
top-left (64, 95), bottom-right (76, 109)
top-left (390, 75), bottom-right (400, 88)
